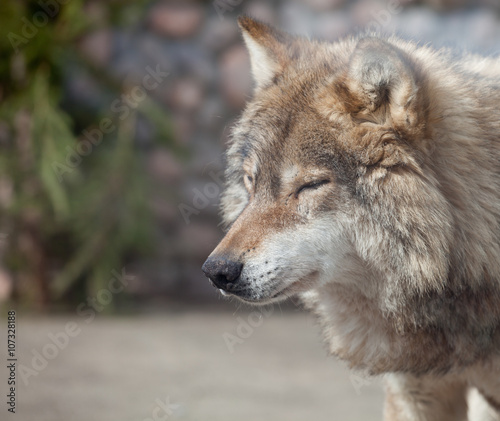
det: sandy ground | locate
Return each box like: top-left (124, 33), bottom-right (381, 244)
top-left (2, 308), bottom-right (384, 421)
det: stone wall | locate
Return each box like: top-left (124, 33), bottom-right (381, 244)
top-left (62, 0), bottom-right (500, 303)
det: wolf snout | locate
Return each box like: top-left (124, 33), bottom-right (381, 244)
top-left (202, 256), bottom-right (243, 291)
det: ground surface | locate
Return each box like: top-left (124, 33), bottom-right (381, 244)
top-left (2, 309), bottom-right (384, 421)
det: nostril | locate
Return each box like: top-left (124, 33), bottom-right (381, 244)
top-left (224, 262), bottom-right (242, 282)
top-left (202, 256), bottom-right (243, 289)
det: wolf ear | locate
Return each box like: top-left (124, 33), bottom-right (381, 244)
top-left (238, 16), bottom-right (294, 90)
top-left (345, 38), bottom-right (423, 128)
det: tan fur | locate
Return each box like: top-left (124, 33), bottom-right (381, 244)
top-left (205, 17), bottom-right (500, 420)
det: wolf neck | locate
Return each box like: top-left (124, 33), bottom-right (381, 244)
top-left (302, 278), bottom-right (500, 376)
top-left (301, 249), bottom-right (500, 375)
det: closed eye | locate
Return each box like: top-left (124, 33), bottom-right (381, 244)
top-left (295, 179), bottom-right (330, 197)
top-left (244, 174), bottom-right (254, 193)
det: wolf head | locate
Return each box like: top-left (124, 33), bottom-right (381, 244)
top-left (203, 17), bottom-right (453, 314)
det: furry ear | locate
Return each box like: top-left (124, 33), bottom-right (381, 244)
top-left (238, 16), bottom-right (294, 89)
top-left (345, 38), bottom-right (423, 129)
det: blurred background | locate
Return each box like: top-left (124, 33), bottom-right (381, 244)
top-left (0, 0), bottom-right (499, 420)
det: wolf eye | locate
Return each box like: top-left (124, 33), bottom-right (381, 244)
top-left (244, 174), bottom-right (254, 192)
top-left (296, 179), bottom-right (330, 197)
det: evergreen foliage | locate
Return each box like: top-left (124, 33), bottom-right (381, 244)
top-left (0, 0), bottom-right (173, 309)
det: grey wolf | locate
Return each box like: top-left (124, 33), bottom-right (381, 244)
top-left (202, 16), bottom-right (500, 420)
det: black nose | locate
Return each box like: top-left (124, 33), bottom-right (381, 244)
top-left (202, 256), bottom-right (243, 290)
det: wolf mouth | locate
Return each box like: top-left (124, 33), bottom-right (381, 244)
top-left (219, 271), bottom-right (319, 303)
top-left (270, 271), bottom-right (320, 298)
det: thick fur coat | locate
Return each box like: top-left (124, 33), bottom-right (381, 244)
top-left (202, 16), bottom-right (500, 420)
